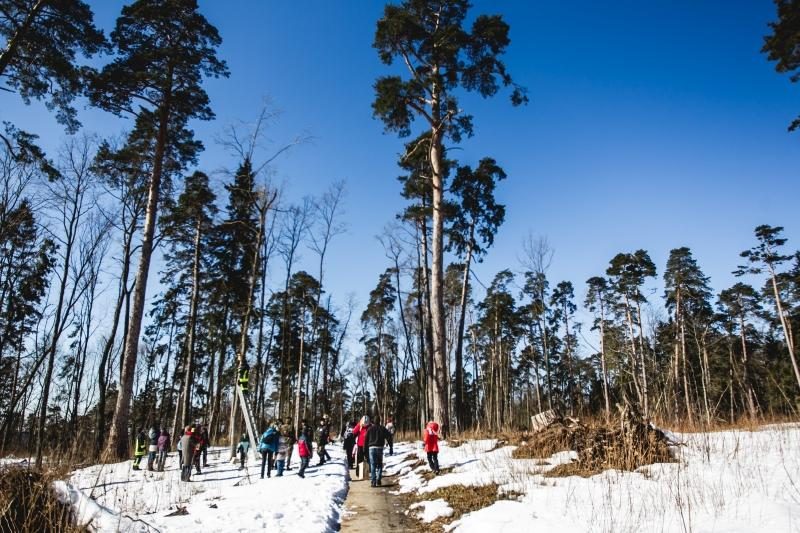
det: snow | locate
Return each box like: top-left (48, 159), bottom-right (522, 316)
top-left (387, 425), bottom-right (800, 533)
top-left (43, 424), bottom-right (800, 532)
top-left (66, 444), bottom-right (348, 532)
top-left (409, 498), bottom-right (454, 522)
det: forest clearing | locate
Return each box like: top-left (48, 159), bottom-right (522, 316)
top-left (1, 0), bottom-right (800, 531)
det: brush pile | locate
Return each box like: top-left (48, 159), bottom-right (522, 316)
top-left (513, 401), bottom-right (680, 476)
top-left (0, 464), bottom-right (80, 532)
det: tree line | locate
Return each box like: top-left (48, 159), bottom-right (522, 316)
top-left (2, 0), bottom-right (799, 467)
top-left (0, 0), bottom-right (352, 466)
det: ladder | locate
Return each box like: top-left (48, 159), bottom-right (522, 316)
top-left (236, 384), bottom-right (261, 462)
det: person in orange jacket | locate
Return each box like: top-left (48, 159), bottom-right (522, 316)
top-left (423, 420), bottom-right (440, 474)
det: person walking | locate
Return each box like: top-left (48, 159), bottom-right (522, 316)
top-left (280, 419), bottom-right (295, 470)
top-left (236, 433), bottom-right (250, 470)
top-left (275, 428), bottom-right (290, 476)
top-left (317, 418), bottom-right (330, 466)
top-left (156, 429), bottom-right (171, 472)
top-left (132, 428), bottom-right (147, 471)
top-left (190, 424), bottom-right (203, 475)
top-left (354, 415), bottom-right (372, 478)
top-left (147, 423), bottom-right (160, 471)
top-left (200, 425), bottom-right (210, 467)
top-left (297, 432), bottom-right (311, 478)
top-left (301, 420), bottom-right (314, 462)
top-left (423, 420), bottom-right (440, 474)
top-left (258, 421), bottom-right (279, 479)
top-left (366, 416), bottom-right (390, 487)
top-left (179, 426), bottom-right (197, 482)
top-left (342, 421), bottom-right (356, 470)
top-left (385, 416), bottom-right (396, 456)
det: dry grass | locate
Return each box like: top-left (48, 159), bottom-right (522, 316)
top-left (512, 421), bottom-right (575, 459)
top-left (406, 483), bottom-right (515, 532)
top-left (420, 466), bottom-right (454, 481)
top-left (0, 465), bottom-right (83, 532)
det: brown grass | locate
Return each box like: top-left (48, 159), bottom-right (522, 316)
top-left (420, 466), bottom-right (454, 481)
top-left (511, 422), bottom-right (575, 459)
top-left (0, 465), bottom-right (83, 532)
top-left (406, 483), bottom-right (515, 532)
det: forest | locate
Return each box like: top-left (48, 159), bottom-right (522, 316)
top-left (1, 0), bottom-right (799, 474)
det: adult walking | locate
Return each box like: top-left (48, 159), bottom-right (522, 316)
top-left (258, 421), bottom-right (279, 479)
top-left (342, 420), bottom-right (356, 469)
top-left (366, 416), bottom-right (390, 487)
top-left (147, 423), bottom-right (160, 471)
top-left (156, 429), bottom-right (170, 472)
top-left (354, 415), bottom-right (372, 477)
top-left (179, 426), bottom-right (198, 481)
top-left (199, 425), bottom-right (210, 467)
top-left (317, 416), bottom-right (331, 465)
top-left (385, 416), bottom-right (395, 456)
top-left (131, 428), bottom-right (147, 471)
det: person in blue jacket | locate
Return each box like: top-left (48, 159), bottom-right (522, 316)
top-left (236, 433), bottom-right (250, 470)
top-left (258, 421), bottom-right (279, 479)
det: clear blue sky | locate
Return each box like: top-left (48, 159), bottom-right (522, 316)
top-left (2, 1), bottom-right (798, 353)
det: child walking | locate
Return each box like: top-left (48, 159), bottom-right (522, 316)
top-left (423, 420), bottom-right (440, 474)
top-left (236, 433), bottom-right (250, 470)
top-left (275, 429), bottom-right (290, 477)
top-left (297, 433), bottom-right (311, 478)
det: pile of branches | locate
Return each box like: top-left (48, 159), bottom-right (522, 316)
top-left (0, 464), bottom-right (81, 532)
top-left (514, 401), bottom-right (680, 476)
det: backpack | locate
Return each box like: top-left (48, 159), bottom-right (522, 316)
top-left (258, 428), bottom-right (278, 451)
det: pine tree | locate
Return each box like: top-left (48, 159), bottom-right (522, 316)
top-left (447, 158), bottom-right (506, 430)
top-left (737, 225), bottom-right (800, 392)
top-left (763, 0), bottom-right (800, 131)
top-left (585, 276), bottom-right (612, 421)
top-left (664, 247), bottom-right (713, 422)
top-left (161, 171), bottom-right (217, 427)
top-left (373, 0), bottom-right (525, 436)
top-left (0, 0), bottom-right (105, 132)
top-left (90, 0), bottom-right (228, 461)
top-left (607, 250), bottom-right (656, 414)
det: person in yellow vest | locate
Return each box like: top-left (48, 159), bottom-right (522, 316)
top-left (132, 428), bottom-right (147, 470)
top-left (238, 361), bottom-right (250, 394)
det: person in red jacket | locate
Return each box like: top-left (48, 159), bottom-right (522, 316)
top-left (297, 433), bottom-right (311, 479)
top-left (423, 420), bottom-right (440, 474)
top-left (354, 415), bottom-right (371, 475)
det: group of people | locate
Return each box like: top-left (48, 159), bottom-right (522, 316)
top-left (132, 364), bottom-right (442, 486)
top-left (132, 414), bottom-right (442, 488)
top-left (132, 423), bottom-right (210, 482)
top-left (243, 415), bottom-right (333, 480)
top-left (341, 415), bottom-right (397, 487)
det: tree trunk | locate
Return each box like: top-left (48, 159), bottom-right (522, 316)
top-left (738, 310), bottom-right (757, 418)
top-left (179, 218), bottom-right (203, 426)
top-left (36, 175), bottom-right (83, 467)
top-left (454, 244), bottom-right (472, 433)
top-left (103, 71), bottom-right (172, 462)
top-left (769, 266), bottom-right (800, 391)
top-left (598, 299), bottom-right (610, 423)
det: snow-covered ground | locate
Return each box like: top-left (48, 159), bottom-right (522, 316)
top-left (66, 444), bottom-right (348, 532)
top-left (385, 424), bottom-right (800, 533)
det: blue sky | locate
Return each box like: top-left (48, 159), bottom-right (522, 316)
top-left (2, 1), bottom-right (798, 353)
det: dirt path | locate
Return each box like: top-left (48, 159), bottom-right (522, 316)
top-left (340, 471), bottom-right (410, 532)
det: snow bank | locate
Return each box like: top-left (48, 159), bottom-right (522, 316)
top-left (409, 498), bottom-right (454, 522)
top-left (390, 425), bottom-right (800, 533)
top-left (52, 480), bottom-right (155, 532)
top-left (68, 444), bottom-right (348, 532)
